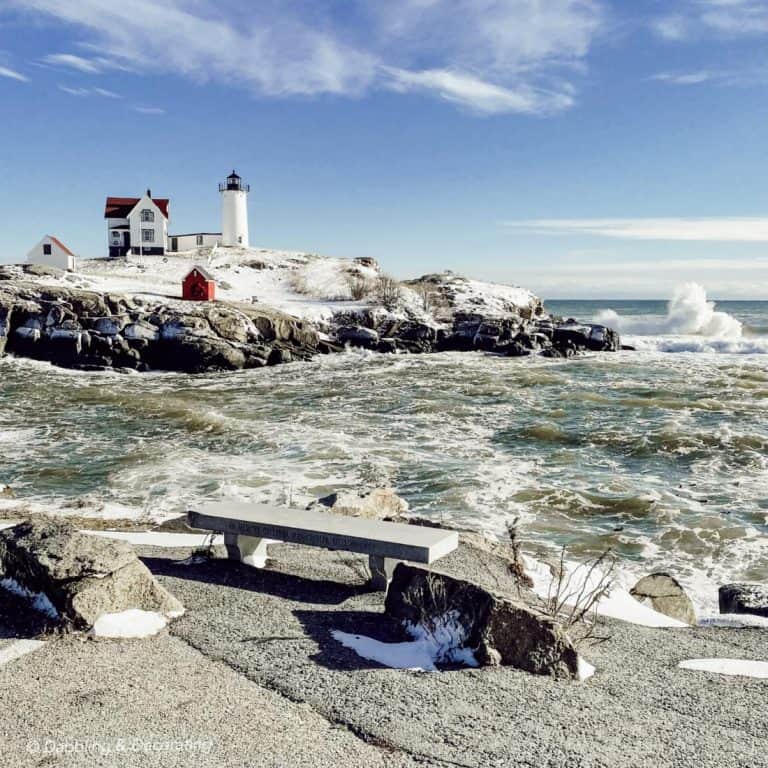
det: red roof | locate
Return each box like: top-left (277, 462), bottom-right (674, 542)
top-left (104, 196), bottom-right (169, 219)
top-left (48, 236), bottom-right (75, 257)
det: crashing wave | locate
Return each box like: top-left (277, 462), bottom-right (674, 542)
top-left (596, 283), bottom-right (743, 338)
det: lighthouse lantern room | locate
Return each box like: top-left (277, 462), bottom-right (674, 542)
top-left (219, 170), bottom-right (250, 248)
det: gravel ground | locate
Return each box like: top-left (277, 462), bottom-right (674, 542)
top-left (1, 539), bottom-right (766, 768)
top-left (0, 631), bottom-right (418, 768)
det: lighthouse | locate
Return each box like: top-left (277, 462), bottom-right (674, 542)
top-left (219, 170), bottom-right (250, 248)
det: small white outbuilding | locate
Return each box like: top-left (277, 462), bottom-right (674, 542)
top-left (26, 235), bottom-right (77, 271)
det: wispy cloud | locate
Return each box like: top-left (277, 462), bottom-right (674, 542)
top-left (0, 65), bottom-right (28, 82)
top-left (652, 15), bottom-right (690, 40)
top-left (503, 217), bottom-right (768, 242)
top-left (133, 105), bottom-right (164, 115)
top-left (652, 71), bottom-right (713, 85)
top-left (383, 67), bottom-right (574, 115)
top-left (58, 84), bottom-right (89, 96)
top-left (5, 0), bottom-right (606, 116)
top-left (42, 52), bottom-right (101, 73)
top-left (58, 84), bottom-right (120, 97)
top-left (653, 1), bottom-right (768, 40)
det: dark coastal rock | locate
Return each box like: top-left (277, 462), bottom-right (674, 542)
top-left (0, 281), bottom-right (320, 374)
top-left (0, 304), bottom-right (10, 355)
top-left (0, 518), bottom-right (183, 629)
top-left (336, 325), bottom-right (379, 348)
top-left (630, 573), bottom-right (696, 625)
top-left (719, 583), bottom-right (768, 618)
top-left (553, 321), bottom-right (620, 353)
top-left (385, 564), bottom-right (580, 678)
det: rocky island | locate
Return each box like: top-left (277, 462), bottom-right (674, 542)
top-left (0, 248), bottom-right (620, 373)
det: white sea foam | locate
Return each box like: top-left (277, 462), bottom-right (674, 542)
top-left (597, 283), bottom-right (743, 339)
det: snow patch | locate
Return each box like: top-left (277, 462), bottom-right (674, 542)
top-left (90, 609), bottom-right (168, 639)
top-left (522, 555), bottom-right (688, 629)
top-left (678, 658), bottom-right (768, 679)
top-left (577, 656), bottom-right (596, 681)
top-left (0, 639), bottom-right (45, 667)
top-left (87, 530), bottom-right (222, 548)
top-left (332, 611), bottom-right (478, 672)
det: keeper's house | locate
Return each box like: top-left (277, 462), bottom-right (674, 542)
top-left (104, 190), bottom-right (169, 257)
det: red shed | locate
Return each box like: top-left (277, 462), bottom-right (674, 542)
top-left (183, 266), bottom-right (216, 301)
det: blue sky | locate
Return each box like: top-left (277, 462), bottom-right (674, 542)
top-left (1, 0), bottom-right (767, 298)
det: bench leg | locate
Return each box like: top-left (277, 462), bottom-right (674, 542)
top-left (369, 555), bottom-right (400, 591)
top-left (224, 534), bottom-right (272, 568)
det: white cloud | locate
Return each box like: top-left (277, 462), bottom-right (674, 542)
top-left (42, 52), bottom-right (101, 73)
top-left (7, 0), bottom-right (606, 115)
top-left (384, 67), bottom-right (574, 115)
top-left (92, 86), bottom-right (120, 98)
top-left (0, 65), bottom-right (28, 82)
top-left (503, 217), bottom-right (768, 241)
top-left (651, 14), bottom-right (690, 40)
top-left (133, 105), bottom-right (164, 115)
top-left (58, 84), bottom-right (89, 96)
top-left (653, 71), bottom-right (713, 85)
top-left (653, 1), bottom-right (768, 39)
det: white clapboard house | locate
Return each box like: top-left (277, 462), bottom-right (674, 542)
top-left (26, 235), bottom-right (77, 271)
top-left (104, 190), bottom-right (170, 257)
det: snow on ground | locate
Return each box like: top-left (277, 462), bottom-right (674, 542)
top-left (88, 530), bottom-right (221, 548)
top-left (14, 246), bottom-right (539, 327)
top-left (431, 272), bottom-right (538, 318)
top-left (678, 658), bottom-right (768, 679)
top-left (332, 610), bottom-right (478, 672)
top-left (523, 555), bottom-right (689, 629)
top-left (0, 639), bottom-right (45, 667)
top-left (333, 612), bottom-right (596, 680)
top-left (90, 609), bottom-right (168, 639)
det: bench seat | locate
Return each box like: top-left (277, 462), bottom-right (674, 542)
top-left (187, 502), bottom-right (458, 590)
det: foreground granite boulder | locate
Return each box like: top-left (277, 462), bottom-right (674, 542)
top-left (385, 564), bottom-right (580, 678)
top-left (0, 518), bottom-right (183, 629)
top-left (629, 573), bottom-right (696, 625)
top-left (308, 487), bottom-right (409, 520)
top-left (719, 583), bottom-right (768, 618)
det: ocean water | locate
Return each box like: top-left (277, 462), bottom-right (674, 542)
top-left (1, 285), bottom-right (766, 613)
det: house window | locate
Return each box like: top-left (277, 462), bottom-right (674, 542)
top-left (140, 209), bottom-right (154, 222)
top-left (142, 229), bottom-right (155, 243)
top-left (43, 244), bottom-right (52, 255)
top-left (196, 234), bottom-right (204, 246)
top-left (238, 235), bottom-right (243, 244)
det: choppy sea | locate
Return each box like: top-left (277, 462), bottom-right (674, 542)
top-left (1, 284), bottom-right (766, 614)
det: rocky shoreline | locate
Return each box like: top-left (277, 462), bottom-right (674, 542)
top-left (0, 265), bottom-right (621, 374)
top-left (1, 519), bottom-right (766, 768)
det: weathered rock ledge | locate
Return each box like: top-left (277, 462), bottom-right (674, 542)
top-left (0, 269), bottom-right (621, 373)
top-left (0, 280), bottom-right (320, 373)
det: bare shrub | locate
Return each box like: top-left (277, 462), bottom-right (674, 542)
top-left (376, 275), bottom-right (403, 310)
top-left (539, 547), bottom-right (616, 646)
top-left (402, 572), bottom-right (452, 640)
top-left (333, 551), bottom-right (370, 582)
top-left (414, 283), bottom-right (437, 312)
top-left (345, 272), bottom-right (375, 300)
top-left (506, 517), bottom-right (534, 589)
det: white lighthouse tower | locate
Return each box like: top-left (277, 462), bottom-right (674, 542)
top-left (219, 170), bottom-right (250, 248)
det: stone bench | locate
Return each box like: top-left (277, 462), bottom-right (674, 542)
top-left (187, 502), bottom-right (459, 590)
